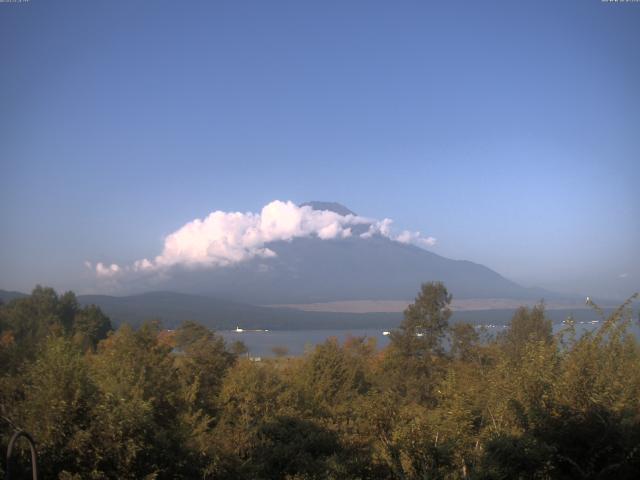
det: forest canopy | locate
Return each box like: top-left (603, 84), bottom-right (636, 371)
top-left (1, 284), bottom-right (639, 479)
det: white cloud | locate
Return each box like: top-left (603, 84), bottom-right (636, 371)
top-left (133, 258), bottom-right (154, 271)
top-left (90, 200), bottom-right (436, 278)
top-left (361, 219), bottom-right (436, 247)
top-left (95, 262), bottom-right (121, 278)
top-left (361, 218), bottom-right (393, 239)
top-left (396, 230), bottom-right (437, 247)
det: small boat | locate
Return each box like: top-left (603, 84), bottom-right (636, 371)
top-left (382, 331), bottom-right (390, 336)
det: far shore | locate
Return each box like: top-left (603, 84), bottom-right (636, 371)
top-left (265, 298), bottom-right (594, 314)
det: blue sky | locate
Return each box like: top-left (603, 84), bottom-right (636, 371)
top-left (1, 0), bottom-right (638, 299)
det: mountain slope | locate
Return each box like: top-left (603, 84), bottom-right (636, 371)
top-left (160, 234), bottom-right (551, 304)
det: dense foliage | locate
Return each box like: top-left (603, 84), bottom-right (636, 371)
top-left (1, 283), bottom-right (639, 479)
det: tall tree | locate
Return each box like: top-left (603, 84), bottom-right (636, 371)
top-left (500, 303), bottom-right (552, 360)
top-left (385, 282), bottom-right (452, 402)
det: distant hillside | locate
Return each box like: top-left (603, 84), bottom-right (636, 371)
top-left (77, 291), bottom-right (401, 330)
top-left (0, 289), bottom-right (28, 304)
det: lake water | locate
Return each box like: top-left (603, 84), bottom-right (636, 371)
top-left (220, 328), bottom-right (390, 357)
top-left (219, 321), bottom-right (640, 357)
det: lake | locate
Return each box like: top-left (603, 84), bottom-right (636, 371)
top-left (219, 320), bottom-right (640, 357)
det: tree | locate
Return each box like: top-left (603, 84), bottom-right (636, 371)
top-left (392, 281), bottom-right (452, 355)
top-left (72, 304), bottom-right (112, 350)
top-left (450, 322), bottom-right (479, 362)
top-left (88, 321), bottom-right (196, 478)
top-left (249, 416), bottom-right (344, 479)
top-left (230, 340), bottom-right (249, 357)
top-left (9, 337), bottom-right (98, 479)
top-left (58, 291), bottom-right (79, 333)
top-left (174, 321), bottom-right (236, 415)
top-left (0, 287), bottom-right (113, 363)
top-left (500, 302), bottom-right (552, 360)
top-left (0, 286), bottom-right (66, 362)
top-left (296, 338), bottom-right (370, 417)
top-left (1, 285), bottom-right (638, 479)
top-left (212, 359), bottom-right (290, 477)
top-left (385, 282), bottom-right (452, 401)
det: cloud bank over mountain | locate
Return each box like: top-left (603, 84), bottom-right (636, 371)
top-left (87, 200), bottom-right (436, 279)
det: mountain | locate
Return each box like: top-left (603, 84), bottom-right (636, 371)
top-left (167, 237), bottom-right (546, 304)
top-left (1, 202), bottom-right (563, 322)
top-left (156, 202), bottom-right (554, 304)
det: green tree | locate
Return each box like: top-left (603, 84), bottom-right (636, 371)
top-left (499, 302), bottom-right (552, 360)
top-left (6, 336), bottom-right (98, 479)
top-left (88, 321), bottom-right (197, 479)
top-left (71, 304), bottom-right (112, 350)
top-left (0, 286), bottom-right (66, 362)
top-left (174, 321), bottom-right (236, 415)
top-left (450, 322), bottom-right (480, 362)
top-left (396, 282), bottom-right (452, 353)
top-left (212, 359), bottom-right (291, 477)
top-left (385, 282), bottom-right (452, 402)
top-left (296, 338), bottom-right (370, 417)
